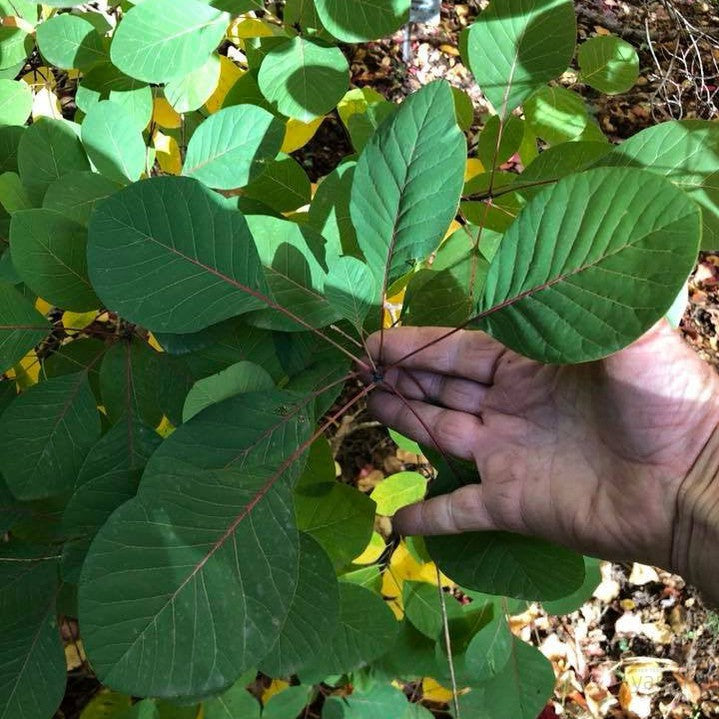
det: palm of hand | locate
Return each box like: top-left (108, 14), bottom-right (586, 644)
top-left (368, 322), bottom-right (719, 568)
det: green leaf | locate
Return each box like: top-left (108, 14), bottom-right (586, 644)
top-left (477, 115), bottom-right (524, 170)
top-left (308, 160), bottom-right (359, 258)
top-left (402, 705), bottom-right (434, 719)
top-left (0, 282), bottom-right (49, 373)
top-left (325, 256), bottom-right (376, 330)
top-left (323, 685), bottom-right (408, 719)
top-left (596, 120), bottom-right (719, 250)
top-left (110, 0), bottom-right (229, 84)
top-left (457, 637), bottom-right (555, 719)
top-left (203, 681), bottom-right (260, 719)
top-left (98, 339), bottom-right (164, 428)
top-left (0, 172), bottom-right (32, 214)
top-left (0, 125), bottom-right (23, 174)
top-left (464, 614), bottom-right (514, 682)
top-left (10, 209), bottom-right (100, 311)
top-left (0, 80), bottom-right (31, 125)
top-left (313, 0), bottom-right (410, 42)
top-left (542, 556), bottom-right (601, 615)
top-left (43, 170), bottom-right (122, 226)
top-left (258, 37), bottom-right (349, 122)
top-left (87, 176), bottom-right (270, 334)
top-left (0, 27), bottom-right (33, 72)
top-left (375, 620), bottom-right (442, 681)
top-left (36, 13), bottom-right (106, 71)
top-left (243, 154), bottom-right (312, 212)
top-left (77, 690), bottom-right (132, 719)
top-left (243, 214), bottom-right (340, 331)
top-left (350, 81), bottom-right (465, 290)
top-left (182, 360), bottom-right (274, 422)
top-left (475, 167), bottom-right (701, 363)
top-left (76, 64), bottom-right (152, 133)
top-left (578, 35), bottom-right (639, 94)
top-left (513, 140), bottom-right (611, 199)
top-left (295, 473), bottom-right (375, 569)
top-left (258, 534), bottom-right (339, 677)
top-left (0, 372), bottom-right (101, 500)
top-left (464, 0), bottom-right (576, 117)
top-left (81, 100), bottom-right (146, 183)
top-left (61, 420), bottom-right (161, 582)
top-left (428, 530), bottom-right (585, 601)
top-left (79, 458), bottom-right (303, 698)
top-left (262, 686), bottom-right (312, 719)
top-left (182, 105), bottom-right (284, 190)
top-left (165, 53), bottom-right (221, 113)
top-left (346, 102), bottom-right (397, 153)
top-left (0, 549), bottom-right (65, 719)
top-left (370, 472), bottom-right (427, 516)
top-left (18, 118), bottom-right (90, 205)
top-left (524, 86), bottom-right (588, 145)
top-left (402, 580), bottom-right (463, 640)
top-left (299, 583), bottom-right (398, 679)
top-left (401, 267), bottom-right (472, 327)
top-left (44, 337), bottom-right (105, 400)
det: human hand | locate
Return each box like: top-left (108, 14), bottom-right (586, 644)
top-left (365, 322), bottom-right (719, 602)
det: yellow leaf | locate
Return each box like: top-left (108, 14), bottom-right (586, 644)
top-left (281, 116), bottom-right (323, 154)
top-left (78, 690), bottom-right (132, 719)
top-left (381, 542), bottom-right (450, 618)
top-left (153, 130), bottom-right (182, 175)
top-left (227, 17), bottom-right (276, 42)
top-left (444, 219), bottom-right (462, 240)
top-left (156, 415), bottom-right (175, 438)
top-left (465, 157), bottom-right (484, 182)
top-left (2, 15), bottom-right (34, 33)
top-left (147, 333), bottom-right (164, 352)
top-left (204, 56), bottom-right (244, 114)
top-left (262, 679), bottom-right (289, 704)
top-left (337, 87), bottom-right (386, 127)
top-left (21, 66), bottom-right (57, 91)
top-left (35, 297), bottom-right (53, 315)
top-left (153, 97), bottom-right (182, 129)
top-left (65, 640), bottom-right (86, 671)
top-left (62, 310), bottom-right (98, 331)
top-left (440, 44), bottom-right (459, 56)
top-left (422, 677), bottom-right (454, 703)
top-left (8, 350), bottom-right (41, 388)
top-left (352, 531), bottom-right (385, 565)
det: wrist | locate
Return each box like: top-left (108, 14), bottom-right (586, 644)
top-left (672, 417), bottom-right (719, 606)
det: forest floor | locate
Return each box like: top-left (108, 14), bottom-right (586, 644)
top-left (319, 1), bottom-right (719, 717)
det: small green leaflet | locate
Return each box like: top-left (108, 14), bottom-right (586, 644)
top-left (464, 0), bottom-right (576, 117)
top-left (258, 37), bottom-right (349, 122)
top-left (578, 35), bottom-right (639, 94)
top-left (182, 104), bottom-right (284, 190)
top-left (370, 472), bottom-right (427, 516)
top-left (313, 0), bottom-right (410, 42)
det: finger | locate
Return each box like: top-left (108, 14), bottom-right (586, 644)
top-left (367, 390), bottom-right (483, 461)
top-left (394, 485), bottom-right (498, 536)
top-left (383, 367), bottom-right (488, 415)
top-left (367, 327), bottom-right (509, 384)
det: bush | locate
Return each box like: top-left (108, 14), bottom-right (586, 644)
top-left (0, 0), bottom-right (715, 717)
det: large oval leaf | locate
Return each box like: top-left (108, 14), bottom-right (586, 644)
top-left (110, 0), bottom-right (229, 83)
top-left (350, 81), bottom-right (465, 293)
top-left (87, 176), bottom-right (269, 334)
top-left (475, 167), bottom-right (701, 363)
top-left (464, 0), bottom-right (576, 118)
top-left (258, 37), bottom-right (349, 122)
top-left (182, 105), bottom-right (284, 190)
top-left (313, 0), bottom-right (410, 42)
top-left (80, 389), bottom-right (313, 697)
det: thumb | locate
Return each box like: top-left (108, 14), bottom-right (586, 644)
top-left (393, 484), bottom-right (499, 536)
